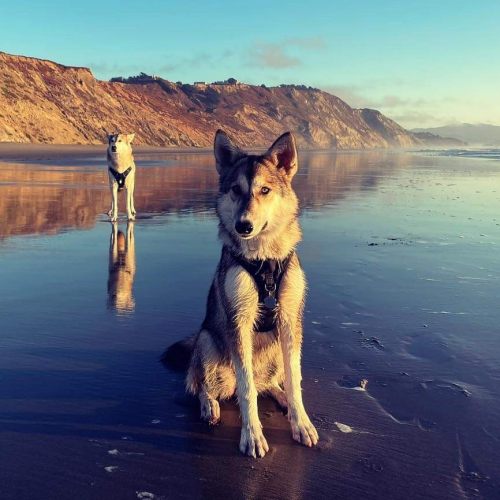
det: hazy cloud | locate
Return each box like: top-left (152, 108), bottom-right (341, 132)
top-left (321, 85), bottom-right (374, 108)
top-left (320, 85), bottom-right (457, 127)
top-left (249, 37), bottom-right (325, 69)
top-left (390, 111), bottom-right (457, 127)
top-left (87, 61), bottom-right (144, 78)
top-left (321, 86), bottom-right (431, 110)
top-left (159, 53), bottom-right (213, 74)
top-left (250, 42), bottom-right (302, 68)
top-left (286, 36), bottom-right (326, 50)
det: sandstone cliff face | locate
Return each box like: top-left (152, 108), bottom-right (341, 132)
top-left (0, 52), bottom-right (422, 149)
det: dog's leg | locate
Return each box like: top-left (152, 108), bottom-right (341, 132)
top-left (130, 176), bottom-right (136, 216)
top-left (110, 183), bottom-right (119, 222)
top-left (199, 387), bottom-right (220, 425)
top-left (267, 385), bottom-right (288, 409)
top-left (107, 181), bottom-right (114, 217)
top-left (126, 186), bottom-right (135, 221)
top-left (278, 263), bottom-right (319, 447)
top-left (225, 267), bottom-right (269, 458)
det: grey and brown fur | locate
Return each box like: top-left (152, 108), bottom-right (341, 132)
top-left (106, 133), bottom-right (136, 222)
top-left (164, 130), bottom-right (318, 458)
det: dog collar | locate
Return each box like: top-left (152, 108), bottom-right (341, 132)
top-left (109, 166), bottom-right (132, 190)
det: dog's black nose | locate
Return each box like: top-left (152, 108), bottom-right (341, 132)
top-left (111, 146), bottom-right (117, 152)
top-left (235, 220), bottom-right (253, 235)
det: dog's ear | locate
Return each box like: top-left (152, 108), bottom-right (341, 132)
top-left (265, 132), bottom-right (298, 180)
top-left (106, 133), bottom-right (113, 143)
top-left (127, 133), bottom-right (135, 144)
top-left (214, 129), bottom-right (244, 174)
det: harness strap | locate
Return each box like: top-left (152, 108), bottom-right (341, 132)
top-left (230, 250), bottom-right (294, 332)
top-left (109, 166), bottom-right (133, 191)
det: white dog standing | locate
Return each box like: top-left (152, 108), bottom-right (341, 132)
top-left (106, 133), bottom-right (137, 222)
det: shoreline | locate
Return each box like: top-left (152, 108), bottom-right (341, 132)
top-left (0, 142), bottom-right (438, 162)
top-left (0, 143), bottom-right (212, 161)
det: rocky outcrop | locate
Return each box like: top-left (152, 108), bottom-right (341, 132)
top-left (0, 51), bottom-right (422, 149)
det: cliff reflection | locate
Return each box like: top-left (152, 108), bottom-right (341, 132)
top-left (0, 151), bottom-right (408, 241)
top-left (107, 222), bottom-right (136, 316)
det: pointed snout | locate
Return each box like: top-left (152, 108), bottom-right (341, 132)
top-left (235, 220), bottom-right (253, 236)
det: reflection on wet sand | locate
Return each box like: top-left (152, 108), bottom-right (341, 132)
top-left (298, 150), bottom-right (406, 209)
top-left (0, 151), bottom-right (408, 241)
top-left (107, 222), bottom-right (136, 315)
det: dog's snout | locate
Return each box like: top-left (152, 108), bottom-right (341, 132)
top-left (111, 146), bottom-right (117, 152)
top-left (235, 220), bottom-right (253, 235)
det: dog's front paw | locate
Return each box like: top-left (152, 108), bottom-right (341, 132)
top-left (239, 424), bottom-right (269, 458)
top-left (127, 214), bottom-right (135, 221)
top-left (290, 415), bottom-right (319, 447)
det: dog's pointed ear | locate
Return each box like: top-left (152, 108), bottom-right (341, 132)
top-left (106, 133), bottom-right (112, 143)
top-left (265, 132), bottom-right (298, 179)
top-left (214, 129), bottom-right (244, 174)
top-left (127, 133), bottom-right (135, 143)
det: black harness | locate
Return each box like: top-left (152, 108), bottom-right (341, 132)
top-left (231, 251), bottom-right (294, 332)
top-left (109, 166), bottom-right (133, 191)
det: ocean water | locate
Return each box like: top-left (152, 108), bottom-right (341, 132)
top-left (0, 150), bottom-right (499, 499)
top-left (417, 147), bottom-right (500, 161)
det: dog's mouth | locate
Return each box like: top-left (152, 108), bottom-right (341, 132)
top-left (236, 222), bottom-right (268, 240)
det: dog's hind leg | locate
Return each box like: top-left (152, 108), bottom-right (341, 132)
top-left (110, 184), bottom-right (119, 222)
top-left (126, 186), bottom-right (135, 221)
top-left (186, 330), bottom-right (224, 425)
top-left (130, 179), bottom-right (137, 216)
top-left (267, 385), bottom-right (288, 410)
top-left (199, 387), bottom-right (220, 425)
top-left (107, 184), bottom-right (115, 218)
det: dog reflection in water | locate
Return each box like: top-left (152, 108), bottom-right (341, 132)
top-left (107, 222), bottom-right (136, 315)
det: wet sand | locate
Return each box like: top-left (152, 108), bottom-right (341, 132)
top-left (0, 142), bottom-right (210, 161)
top-left (0, 147), bottom-right (499, 499)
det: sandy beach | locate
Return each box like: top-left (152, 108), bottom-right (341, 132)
top-left (0, 146), bottom-right (499, 499)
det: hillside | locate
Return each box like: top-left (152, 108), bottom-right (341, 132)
top-left (413, 124), bottom-right (500, 147)
top-left (412, 131), bottom-right (467, 147)
top-left (0, 51), bottom-right (422, 149)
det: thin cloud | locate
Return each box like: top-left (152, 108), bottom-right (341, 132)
top-left (286, 36), bottom-right (326, 50)
top-left (320, 85), bottom-right (374, 108)
top-left (159, 53), bottom-right (213, 74)
top-left (249, 42), bottom-right (302, 68)
top-left (249, 37), bottom-right (325, 69)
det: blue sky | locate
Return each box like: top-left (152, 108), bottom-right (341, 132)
top-left (2, 0), bottom-right (499, 128)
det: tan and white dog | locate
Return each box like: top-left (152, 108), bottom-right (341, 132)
top-left (163, 130), bottom-right (319, 458)
top-left (106, 133), bottom-right (136, 222)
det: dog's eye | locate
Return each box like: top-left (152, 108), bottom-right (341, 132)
top-left (231, 185), bottom-right (242, 195)
top-left (118, 139), bottom-right (122, 142)
top-left (261, 187), bottom-right (270, 195)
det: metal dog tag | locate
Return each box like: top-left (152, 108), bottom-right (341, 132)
top-left (264, 296), bottom-right (277, 309)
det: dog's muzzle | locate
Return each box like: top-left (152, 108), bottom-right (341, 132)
top-left (111, 146), bottom-right (117, 152)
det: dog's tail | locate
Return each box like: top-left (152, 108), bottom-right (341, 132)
top-left (160, 334), bottom-right (197, 372)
